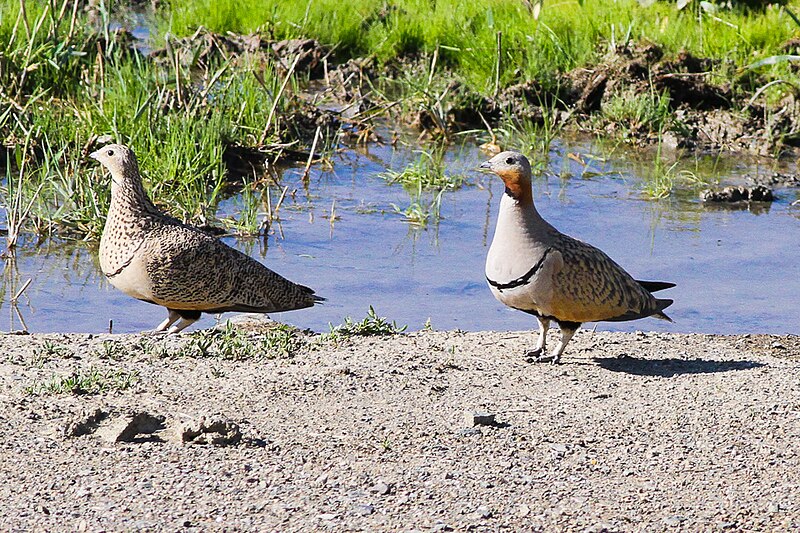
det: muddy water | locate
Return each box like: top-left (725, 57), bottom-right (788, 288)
top-left (3, 140), bottom-right (799, 335)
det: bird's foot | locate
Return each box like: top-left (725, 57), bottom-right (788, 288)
top-left (523, 347), bottom-right (542, 361)
top-left (524, 349), bottom-right (562, 365)
top-left (141, 329), bottom-right (168, 336)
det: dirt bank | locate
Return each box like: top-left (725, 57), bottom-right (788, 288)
top-left (1, 327), bottom-right (798, 531)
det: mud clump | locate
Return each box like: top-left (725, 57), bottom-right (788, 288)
top-left (177, 415), bottom-right (242, 446)
top-left (271, 38), bottom-right (328, 79)
top-left (151, 31), bottom-right (330, 80)
top-left (701, 185), bottom-right (775, 203)
top-left (752, 172), bottom-right (800, 187)
top-left (61, 409), bottom-right (167, 443)
top-left (61, 407), bottom-right (109, 438)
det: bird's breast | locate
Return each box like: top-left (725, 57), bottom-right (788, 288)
top-left (101, 252), bottom-right (155, 302)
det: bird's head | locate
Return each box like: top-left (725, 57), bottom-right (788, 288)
top-left (479, 151), bottom-right (533, 204)
top-left (90, 143), bottom-right (138, 180)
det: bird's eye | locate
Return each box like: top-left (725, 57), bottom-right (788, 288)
top-left (107, 149), bottom-right (115, 157)
top-left (505, 157), bottom-right (514, 165)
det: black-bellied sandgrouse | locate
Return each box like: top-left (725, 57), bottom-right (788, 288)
top-left (481, 151), bottom-right (674, 364)
top-left (91, 144), bottom-right (323, 333)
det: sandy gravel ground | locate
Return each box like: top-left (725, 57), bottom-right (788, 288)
top-left (0, 327), bottom-right (798, 532)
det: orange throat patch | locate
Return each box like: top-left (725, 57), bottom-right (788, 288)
top-left (496, 169), bottom-right (533, 205)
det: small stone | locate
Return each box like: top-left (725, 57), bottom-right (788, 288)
top-left (518, 504), bottom-right (530, 517)
top-left (464, 410), bottom-right (495, 427)
top-left (370, 481), bottom-right (392, 495)
top-left (770, 342), bottom-right (786, 350)
top-left (456, 428), bottom-right (482, 437)
top-left (317, 513), bottom-right (337, 521)
top-left (353, 503), bottom-right (374, 516)
top-left (432, 524), bottom-right (453, 532)
top-left (549, 443), bottom-right (568, 454)
top-left (768, 502), bottom-right (781, 513)
top-left (475, 505), bottom-right (492, 519)
top-left (662, 515), bottom-right (686, 527)
top-left (586, 523), bottom-right (615, 533)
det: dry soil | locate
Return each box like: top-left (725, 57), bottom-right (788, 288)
top-left (1, 327), bottom-right (799, 531)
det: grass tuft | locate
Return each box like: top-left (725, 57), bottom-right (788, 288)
top-left (177, 321), bottom-right (305, 360)
top-left (26, 367), bottom-right (139, 396)
top-left (326, 306), bottom-right (407, 340)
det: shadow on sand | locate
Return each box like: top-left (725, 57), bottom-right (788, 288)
top-left (592, 356), bottom-right (765, 377)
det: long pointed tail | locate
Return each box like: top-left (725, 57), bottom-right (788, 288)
top-left (637, 280), bottom-right (675, 293)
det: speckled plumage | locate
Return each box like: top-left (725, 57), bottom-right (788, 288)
top-left (481, 151), bottom-right (673, 363)
top-left (92, 144), bottom-right (322, 333)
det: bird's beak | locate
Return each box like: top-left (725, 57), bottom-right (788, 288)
top-left (89, 149), bottom-right (100, 161)
top-left (479, 161), bottom-right (492, 170)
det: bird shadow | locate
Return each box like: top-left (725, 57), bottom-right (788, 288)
top-left (590, 355), bottom-right (765, 377)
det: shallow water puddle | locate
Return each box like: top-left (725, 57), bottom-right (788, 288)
top-left (3, 140), bottom-right (799, 334)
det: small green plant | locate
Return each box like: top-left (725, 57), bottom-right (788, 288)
top-left (131, 338), bottom-right (172, 359)
top-left (35, 340), bottom-right (72, 358)
top-left (601, 89), bottom-right (672, 140)
top-left (28, 340), bottom-right (72, 368)
top-left (178, 321), bottom-right (304, 360)
top-left (94, 340), bottom-right (127, 360)
top-left (642, 156), bottom-right (679, 200)
top-left (640, 139), bottom-right (722, 199)
top-left (26, 367), bottom-right (139, 396)
top-left (391, 184), bottom-right (445, 228)
top-left (381, 149), bottom-right (466, 191)
top-left (326, 306), bottom-right (407, 340)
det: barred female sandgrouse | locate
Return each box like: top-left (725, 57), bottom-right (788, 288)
top-left (91, 144), bottom-right (322, 333)
top-left (481, 151), bottom-right (673, 364)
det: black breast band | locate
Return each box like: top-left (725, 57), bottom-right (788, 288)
top-left (105, 239), bottom-right (146, 279)
top-left (486, 248), bottom-right (552, 292)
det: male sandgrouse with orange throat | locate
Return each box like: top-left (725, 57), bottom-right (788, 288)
top-left (481, 151), bottom-right (674, 364)
top-left (91, 144), bottom-right (322, 333)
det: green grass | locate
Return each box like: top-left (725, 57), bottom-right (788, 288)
top-left (2, 0), bottom-right (800, 246)
top-left (390, 184), bottom-right (445, 227)
top-left (640, 139), bottom-right (723, 199)
top-left (0, 2), bottom-right (315, 242)
top-left (601, 87), bottom-right (673, 141)
top-left (382, 148), bottom-right (464, 226)
top-left (326, 306), bottom-right (407, 340)
top-left (177, 321), bottom-right (305, 359)
top-left (25, 367), bottom-right (139, 395)
top-left (162, 0), bottom-right (800, 94)
top-left (28, 340), bottom-right (73, 367)
top-left (381, 148), bottom-right (467, 190)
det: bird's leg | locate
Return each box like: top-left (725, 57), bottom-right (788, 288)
top-left (548, 322), bottom-right (580, 365)
top-left (151, 309), bottom-right (181, 334)
top-left (525, 317), bottom-right (550, 361)
top-left (165, 310), bottom-right (202, 335)
top-left (166, 317), bottom-right (200, 334)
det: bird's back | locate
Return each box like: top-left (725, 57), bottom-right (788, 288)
top-left (548, 232), bottom-right (671, 323)
top-left (140, 220), bottom-right (321, 313)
